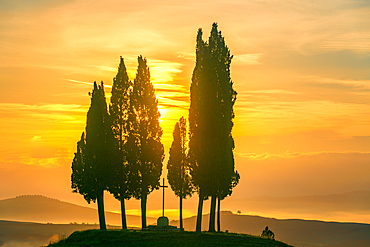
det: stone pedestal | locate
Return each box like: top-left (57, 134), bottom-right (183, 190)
top-left (157, 216), bottom-right (169, 226)
top-left (147, 216), bottom-right (178, 231)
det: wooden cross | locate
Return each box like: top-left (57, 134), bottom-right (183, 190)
top-left (159, 178), bottom-right (168, 217)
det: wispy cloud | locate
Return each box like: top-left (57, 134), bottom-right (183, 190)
top-left (63, 79), bottom-right (112, 89)
top-left (233, 53), bottom-right (263, 65)
top-left (243, 89), bottom-right (301, 95)
top-left (236, 150), bottom-right (370, 160)
top-left (0, 103), bottom-right (87, 113)
top-left (304, 76), bottom-right (370, 93)
top-left (31, 135), bottom-right (42, 141)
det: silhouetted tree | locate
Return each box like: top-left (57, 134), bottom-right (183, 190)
top-left (126, 56), bottom-right (164, 229)
top-left (261, 226), bottom-right (275, 240)
top-left (167, 117), bottom-right (194, 231)
top-left (189, 23), bottom-right (238, 233)
top-left (108, 57), bottom-right (132, 229)
top-left (189, 27), bottom-right (214, 233)
top-left (71, 81), bottom-right (116, 230)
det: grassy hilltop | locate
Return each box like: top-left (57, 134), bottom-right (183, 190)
top-left (47, 229), bottom-right (292, 247)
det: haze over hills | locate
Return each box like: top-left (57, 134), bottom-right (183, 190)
top-left (223, 190), bottom-right (370, 224)
top-left (0, 195), bottom-right (369, 247)
top-left (171, 212), bottom-right (370, 247)
top-left (233, 190), bottom-right (370, 213)
top-left (0, 220), bottom-right (110, 247)
top-left (0, 195), bottom-right (156, 226)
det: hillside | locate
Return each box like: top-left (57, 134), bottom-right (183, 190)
top-left (48, 229), bottom-right (292, 247)
top-left (2, 195), bottom-right (370, 247)
top-left (0, 220), bottom-right (118, 247)
top-left (170, 212), bottom-right (370, 247)
top-left (225, 190), bottom-right (370, 220)
top-left (0, 195), bottom-right (156, 226)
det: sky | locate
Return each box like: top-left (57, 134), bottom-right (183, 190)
top-left (1, 0), bottom-right (370, 225)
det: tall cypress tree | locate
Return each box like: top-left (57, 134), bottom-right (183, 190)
top-left (189, 28), bottom-right (206, 233)
top-left (71, 81), bottom-right (116, 230)
top-left (167, 116), bottom-right (193, 231)
top-left (126, 56), bottom-right (164, 229)
top-left (208, 22), bottom-right (239, 232)
top-left (189, 28), bottom-right (216, 232)
top-left (108, 57), bottom-right (132, 229)
top-left (189, 23), bottom-right (238, 233)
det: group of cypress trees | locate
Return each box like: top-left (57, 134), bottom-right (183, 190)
top-left (167, 23), bottom-right (239, 232)
top-left (71, 56), bottom-right (164, 230)
top-left (71, 22), bottom-right (238, 233)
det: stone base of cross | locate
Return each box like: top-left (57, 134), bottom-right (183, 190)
top-left (157, 216), bottom-right (169, 227)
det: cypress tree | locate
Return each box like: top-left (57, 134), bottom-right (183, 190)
top-left (71, 81), bottom-right (116, 230)
top-left (189, 23), bottom-right (238, 233)
top-left (108, 57), bottom-right (132, 229)
top-left (189, 28), bottom-right (208, 233)
top-left (126, 56), bottom-right (164, 229)
top-left (207, 22), bottom-right (239, 232)
top-left (167, 116), bottom-right (193, 231)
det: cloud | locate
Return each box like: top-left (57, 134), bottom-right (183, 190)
top-left (31, 136), bottom-right (42, 141)
top-left (233, 53), bottom-right (263, 65)
top-left (0, 103), bottom-right (87, 113)
top-left (64, 79), bottom-right (112, 89)
top-left (147, 59), bottom-right (183, 83)
top-left (236, 150), bottom-right (370, 160)
top-left (0, 149), bottom-right (73, 168)
top-left (303, 76), bottom-right (370, 93)
top-left (242, 89), bottom-right (301, 95)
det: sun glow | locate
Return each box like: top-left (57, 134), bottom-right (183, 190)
top-left (124, 209), bottom-right (194, 220)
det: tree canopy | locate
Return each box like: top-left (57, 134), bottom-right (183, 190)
top-left (189, 23), bottom-right (239, 232)
top-left (71, 81), bottom-right (116, 230)
top-left (126, 56), bottom-right (164, 228)
top-left (108, 57), bottom-right (133, 229)
top-left (167, 116), bottom-right (194, 230)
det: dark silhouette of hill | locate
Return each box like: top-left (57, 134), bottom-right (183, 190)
top-left (0, 195), bottom-right (155, 226)
top-left (47, 229), bottom-right (292, 247)
top-left (170, 211), bottom-right (370, 247)
top-left (0, 220), bottom-right (117, 247)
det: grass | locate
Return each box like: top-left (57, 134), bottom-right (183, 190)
top-left (47, 229), bottom-right (293, 247)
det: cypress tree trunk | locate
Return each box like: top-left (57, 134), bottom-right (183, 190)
top-left (180, 196), bottom-right (183, 231)
top-left (217, 196), bottom-right (220, 232)
top-left (120, 198), bottom-right (127, 229)
top-left (208, 195), bottom-right (217, 232)
top-left (141, 188), bottom-right (147, 229)
top-left (180, 166), bottom-right (184, 232)
top-left (196, 193), bottom-right (204, 233)
top-left (97, 189), bottom-right (107, 230)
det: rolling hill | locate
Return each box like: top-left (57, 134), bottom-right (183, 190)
top-left (0, 195), bottom-right (155, 226)
top-left (170, 211), bottom-right (370, 247)
top-left (1, 195), bottom-right (370, 247)
top-left (0, 220), bottom-right (111, 247)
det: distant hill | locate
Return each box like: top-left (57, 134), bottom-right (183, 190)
top-left (170, 211), bottom-right (370, 247)
top-left (0, 220), bottom-right (113, 247)
top-left (0, 195), bottom-right (156, 227)
top-left (2, 195), bottom-right (370, 247)
top-left (226, 190), bottom-right (370, 216)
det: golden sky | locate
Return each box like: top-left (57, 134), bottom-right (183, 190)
top-left (1, 0), bottom-right (370, 224)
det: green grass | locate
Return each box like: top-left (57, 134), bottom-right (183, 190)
top-left (47, 229), bottom-right (293, 247)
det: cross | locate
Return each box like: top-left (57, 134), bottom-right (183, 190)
top-left (159, 178), bottom-right (168, 217)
